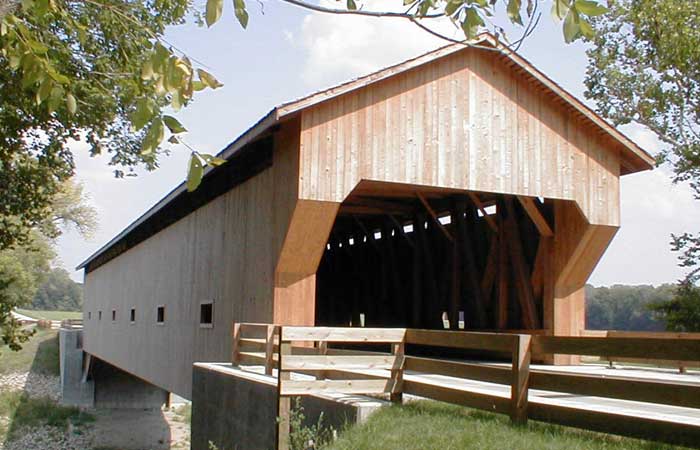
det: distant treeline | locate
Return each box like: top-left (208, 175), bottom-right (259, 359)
top-left (28, 268), bottom-right (83, 312)
top-left (585, 284), bottom-right (673, 331)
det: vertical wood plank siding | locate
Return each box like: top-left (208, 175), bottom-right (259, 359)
top-left (83, 121), bottom-right (301, 399)
top-left (299, 49), bottom-right (620, 227)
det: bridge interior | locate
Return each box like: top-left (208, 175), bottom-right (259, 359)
top-left (314, 181), bottom-right (557, 331)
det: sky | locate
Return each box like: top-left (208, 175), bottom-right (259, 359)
top-left (55, 0), bottom-right (700, 287)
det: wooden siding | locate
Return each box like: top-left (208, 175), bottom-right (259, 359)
top-left (298, 48), bottom-right (621, 227)
top-left (82, 121), bottom-right (301, 398)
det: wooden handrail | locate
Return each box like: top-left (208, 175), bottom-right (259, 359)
top-left (229, 323), bottom-right (700, 450)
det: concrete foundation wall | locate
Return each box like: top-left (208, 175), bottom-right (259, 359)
top-left (191, 364), bottom-right (384, 450)
top-left (59, 329), bottom-right (94, 407)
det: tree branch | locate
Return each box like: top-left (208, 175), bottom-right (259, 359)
top-left (278, 0), bottom-right (444, 19)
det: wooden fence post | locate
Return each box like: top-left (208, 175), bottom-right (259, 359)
top-left (265, 325), bottom-right (276, 376)
top-left (318, 340), bottom-right (328, 381)
top-left (231, 322), bottom-right (241, 366)
top-left (277, 333), bottom-right (292, 450)
top-left (510, 334), bottom-right (531, 424)
top-left (391, 341), bottom-right (405, 404)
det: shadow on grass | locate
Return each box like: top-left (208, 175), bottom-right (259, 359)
top-left (1, 330), bottom-right (94, 446)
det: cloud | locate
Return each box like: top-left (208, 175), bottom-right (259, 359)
top-left (293, 0), bottom-right (457, 88)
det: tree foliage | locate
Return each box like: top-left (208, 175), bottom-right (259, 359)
top-left (0, 178), bottom-right (95, 349)
top-left (30, 267), bottom-right (82, 311)
top-left (0, 0), bottom-right (224, 250)
top-left (0, 232), bottom-right (54, 350)
top-left (585, 1), bottom-right (700, 280)
top-left (585, 284), bottom-right (670, 331)
top-left (648, 280), bottom-right (700, 332)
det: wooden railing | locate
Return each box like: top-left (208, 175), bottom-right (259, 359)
top-left (230, 323), bottom-right (700, 449)
top-left (60, 319), bottom-right (83, 329)
top-left (582, 329), bottom-right (700, 372)
top-left (231, 322), bottom-right (279, 375)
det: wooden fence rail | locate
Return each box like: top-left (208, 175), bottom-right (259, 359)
top-left (230, 323), bottom-right (700, 449)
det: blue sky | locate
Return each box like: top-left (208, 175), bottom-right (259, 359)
top-left (56, 1), bottom-right (700, 286)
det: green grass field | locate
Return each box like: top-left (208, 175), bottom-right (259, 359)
top-left (0, 328), bottom-right (59, 375)
top-left (324, 401), bottom-right (688, 450)
top-left (15, 309), bottom-right (82, 321)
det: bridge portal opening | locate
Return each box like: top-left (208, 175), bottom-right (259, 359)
top-left (314, 181), bottom-right (554, 331)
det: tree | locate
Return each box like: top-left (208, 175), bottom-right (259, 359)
top-left (0, 231), bottom-right (54, 350)
top-left (31, 267), bottom-right (83, 311)
top-left (649, 280), bottom-right (700, 332)
top-left (585, 1), bottom-right (700, 327)
top-left (585, 0), bottom-right (700, 278)
top-left (0, 178), bottom-right (95, 350)
top-left (585, 284), bottom-right (670, 331)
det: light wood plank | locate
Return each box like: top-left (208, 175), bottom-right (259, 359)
top-left (281, 326), bottom-right (406, 343)
top-left (280, 379), bottom-right (393, 396)
top-left (281, 355), bottom-right (400, 371)
top-left (405, 329), bottom-right (516, 352)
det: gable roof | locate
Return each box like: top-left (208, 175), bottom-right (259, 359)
top-left (77, 33), bottom-right (653, 272)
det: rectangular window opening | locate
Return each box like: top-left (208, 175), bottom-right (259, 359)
top-left (130, 308), bottom-right (136, 324)
top-left (98, 311), bottom-right (102, 321)
top-left (156, 305), bottom-right (165, 324)
top-left (200, 301), bottom-right (213, 328)
top-left (88, 312), bottom-right (92, 320)
top-left (111, 310), bottom-right (116, 321)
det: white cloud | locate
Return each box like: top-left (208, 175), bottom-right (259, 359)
top-left (293, 0), bottom-right (457, 88)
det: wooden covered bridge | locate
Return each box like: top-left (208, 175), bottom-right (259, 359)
top-left (77, 34), bottom-right (654, 400)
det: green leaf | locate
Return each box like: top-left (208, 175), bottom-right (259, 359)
top-left (66, 92), bottom-right (76, 114)
top-left (403, 0), bottom-right (413, 5)
top-left (233, 0), bottom-right (248, 28)
top-left (46, 67), bottom-right (70, 84)
top-left (141, 118), bottom-right (164, 155)
top-left (141, 60), bottom-right (154, 80)
top-left (579, 17), bottom-right (594, 39)
top-left (168, 135), bottom-right (180, 144)
top-left (461, 7), bottom-right (484, 41)
top-left (506, 0), bottom-right (522, 26)
top-left (200, 154), bottom-right (227, 166)
top-left (131, 98), bottom-right (153, 131)
top-left (36, 78), bottom-right (52, 105)
top-left (206, 0), bottom-right (223, 27)
top-left (575, 0), bottom-right (607, 17)
top-left (163, 115), bottom-right (187, 134)
top-left (197, 69), bottom-right (223, 89)
top-left (445, 0), bottom-right (462, 17)
top-left (27, 40), bottom-right (48, 54)
top-left (192, 80), bottom-right (207, 91)
top-left (346, 0), bottom-right (357, 10)
top-left (551, 0), bottom-right (569, 20)
top-left (563, 8), bottom-right (580, 43)
top-left (187, 154), bottom-right (204, 191)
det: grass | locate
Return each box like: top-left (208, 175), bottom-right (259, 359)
top-left (0, 391), bottom-right (94, 442)
top-left (0, 328), bottom-right (59, 375)
top-left (16, 309), bottom-right (82, 321)
top-left (173, 403), bottom-right (192, 424)
top-left (324, 401), bottom-right (688, 450)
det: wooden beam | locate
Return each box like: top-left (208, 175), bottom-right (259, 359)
top-left (468, 192), bottom-right (498, 232)
top-left (416, 192), bottom-right (454, 242)
top-left (455, 201), bottom-right (486, 328)
top-left (517, 196), bottom-right (553, 237)
top-left (505, 198), bottom-right (540, 329)
top-left (497, 213), bottom-right (509, 329)
top-left (481, 237), bottom-right (498, 302)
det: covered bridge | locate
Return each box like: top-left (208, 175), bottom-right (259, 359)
top-left (77, 34), bottom-right (654, 399)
